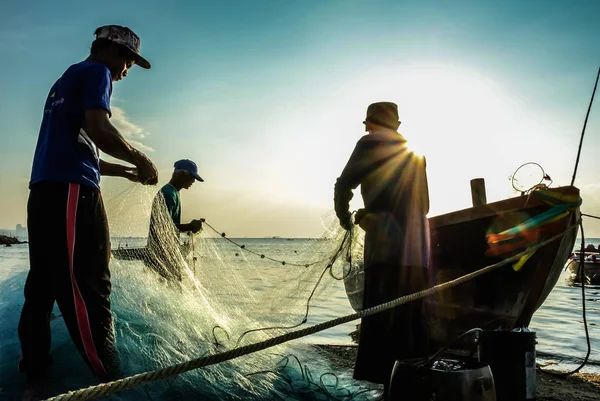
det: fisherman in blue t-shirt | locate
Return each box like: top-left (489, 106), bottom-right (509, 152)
top-left (147, 159), bottom-right (204, 282)
top-left (19, 25), bottom-right (158, 399)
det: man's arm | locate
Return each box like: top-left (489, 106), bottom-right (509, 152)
top-left (161, 191), bottom-right (203, 233)
top-left (421, 156), bottom-right (430, 215)
top-left (177, 221), bottom-right (201, 233)
top-left (80, 64), bottom-right (157, 185)
top-left (85, 109), bottom-right (157, 184)
top-left (334, 138), bottom-right (369, 228)
top-left (99, 159), bottom-right (139, 181)
top-left (177, 223), bottom-right (193, 232)
top-left (334, 180), bottom-right (354, 229)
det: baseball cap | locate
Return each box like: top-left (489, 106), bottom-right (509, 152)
top-left (174, 159), bottom-right (204, 182)
top-left (94, 25), bottom-right (151, 69)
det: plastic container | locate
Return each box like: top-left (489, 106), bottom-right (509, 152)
top-left (478, 330), bottom-right (537, 401)
top-left (389, 358), bottom-right (496, 401)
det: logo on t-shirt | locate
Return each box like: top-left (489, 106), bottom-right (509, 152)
top-left (44, 93), bottom-right (64, 114)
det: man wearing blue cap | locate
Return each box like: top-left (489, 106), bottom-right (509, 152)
top-left (146, 159), bottom-right (204, 281)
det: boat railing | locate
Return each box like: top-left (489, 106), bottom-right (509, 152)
top-left (569, 251), bottom-right (600, 263)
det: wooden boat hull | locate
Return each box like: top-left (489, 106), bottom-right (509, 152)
top-left (425, 186), bottom-right (580, 347)
top-left (111, 243), bottom-right (192, 261)
top-left (111, 247), bottom-right (149, 260)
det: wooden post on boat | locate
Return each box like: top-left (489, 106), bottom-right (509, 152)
top-left (470, 178), bottom-right (487, 207)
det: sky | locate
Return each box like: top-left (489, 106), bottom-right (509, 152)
top-left (0, 0), bottom-right (599, 238)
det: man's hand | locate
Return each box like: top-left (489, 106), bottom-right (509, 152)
top-left (339, 214), bottom-right (353, 231)
top-left (133, 151), bottom-right (159, 185)
top-left (354, 208), bottom-right (367, 225)
top-left (178, 219), bottom-right (203, 234)
top-left (354, 208), bottom-right (374, 231)
top-left (99, 160), bottom-right (141, 182)
top-left (121, 166), bottom-right (140, 182)
top-left (190, 219), bottom-right (203, 233)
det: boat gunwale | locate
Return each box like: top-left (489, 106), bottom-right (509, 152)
top-left (429, 186), bottom-right (580, 229)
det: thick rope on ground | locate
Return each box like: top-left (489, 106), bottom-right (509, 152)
top-left (44, 225), bottom-right (576, 401)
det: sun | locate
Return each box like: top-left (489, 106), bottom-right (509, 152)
top-left (378, 64), bottom-right (516, 216)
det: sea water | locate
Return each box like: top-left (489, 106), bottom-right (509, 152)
top-left (0, 238), bottom-right (374, 400)
top-left (0, 238), bottom-right (598, 400)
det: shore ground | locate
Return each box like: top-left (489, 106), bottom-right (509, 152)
top-left (315, 344), bottom-right (600, 401)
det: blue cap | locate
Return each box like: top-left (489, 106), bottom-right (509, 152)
top-left (174, 159), bottom-right (204, 182)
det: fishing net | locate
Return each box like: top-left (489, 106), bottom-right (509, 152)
top-left (0, 181), bottom-right (375, 400)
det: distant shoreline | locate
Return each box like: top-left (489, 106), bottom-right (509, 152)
top-left (0, 235), bottom-right (27, 246)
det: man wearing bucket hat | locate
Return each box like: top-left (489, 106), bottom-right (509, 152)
top-left (334, 102), bottom-right (431, 399)
top-left (19, 24), bottom-right (157, 398)
top-left (146, 159), bottom-right (205, 282)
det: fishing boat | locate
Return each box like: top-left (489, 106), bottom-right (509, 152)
top-left (566, 251), bottom-right (600, 284)
top-left (344, 182), bottom-right (581, 348)
top-left (111, 241), bottom-right (193, 261)
top-left (425, 183), bottom-right (581, 346)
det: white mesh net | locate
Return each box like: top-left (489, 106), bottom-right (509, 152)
top-left (98, 181), bottom-right (372, 400)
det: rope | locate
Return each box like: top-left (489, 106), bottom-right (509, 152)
top-left (540, 220), bottom-right (591, 376)
top-left (231, 228), bottom-right (354, 348)
top-left (43, 225), bottom-right (576, 401)
top-left (582, 213), bottom-right (600, 220)
top-left (510, 162), bottom-right (553, 194)
top-left (570, 64), bottom-right (600, 186)
top-left (188, 232), bottom-right (196, 273)
top-left (202, 220), bottom-right (330, 267)
top-left (244, 353), bottom-right (379, 401)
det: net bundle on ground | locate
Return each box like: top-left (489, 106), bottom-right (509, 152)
top-left (44, 181), bottom-right (373, 400)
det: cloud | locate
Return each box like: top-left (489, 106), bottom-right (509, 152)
top-left (127, 139), bottom-right (155, 153)
top-left (111, 106), bottom-right (154, 152)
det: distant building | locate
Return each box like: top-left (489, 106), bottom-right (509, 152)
top-left (16, 224), bottom-right (28, 239)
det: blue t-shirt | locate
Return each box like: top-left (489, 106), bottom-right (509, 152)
top-left (30, 61), bottom-right (113, 190)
